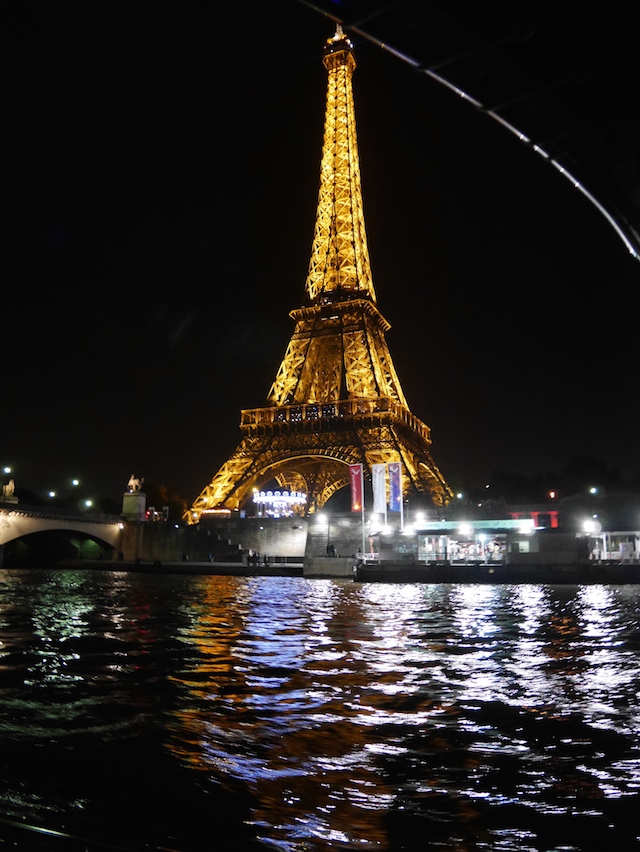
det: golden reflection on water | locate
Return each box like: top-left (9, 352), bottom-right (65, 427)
top-left (167, 577), bottom-right (392, 849)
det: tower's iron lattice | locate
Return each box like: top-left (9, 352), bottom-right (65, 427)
top-left (187, 26), bottom-right (452, 522)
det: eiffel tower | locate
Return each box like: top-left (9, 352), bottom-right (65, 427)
top-left (186, 25), bottom-right (452, 523)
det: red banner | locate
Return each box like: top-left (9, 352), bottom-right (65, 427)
top-left (349, 464), bottom-right (363, 512)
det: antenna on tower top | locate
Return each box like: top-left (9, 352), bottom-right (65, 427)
top-left (326, 22), bottom-right (352, 50)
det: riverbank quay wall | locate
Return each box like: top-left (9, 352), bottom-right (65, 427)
top-left (120, 518), bottom-right (640, 583)
top-left (122, 515), bottom-right (309, 564)
top-left (132, 514), bottom-right (361, 564)
top-left (107, 516), bottom-right (640, 572)
top-left (304, 557), bottom-right (356, 578)
top-left (188, 513), bottom-right (369, 561)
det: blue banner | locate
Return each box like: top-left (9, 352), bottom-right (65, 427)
top-left (388, 462), bottom-right (402, 513)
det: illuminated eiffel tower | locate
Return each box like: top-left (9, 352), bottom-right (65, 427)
top-left (187, 25), bottom-right (452, 522)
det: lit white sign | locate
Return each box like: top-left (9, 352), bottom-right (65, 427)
top-left (253, 490), bottom-right (306, 506)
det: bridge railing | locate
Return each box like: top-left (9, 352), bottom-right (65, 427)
top-left (0, 504), bottom-right (123, 524)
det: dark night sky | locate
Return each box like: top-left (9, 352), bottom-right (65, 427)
top-left (3, 2), bottom-right (639, 508)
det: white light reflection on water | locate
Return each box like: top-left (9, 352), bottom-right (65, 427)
top-left (572, 585), bottom-right (638, 729)
top-left (510, 584), bottom-right (552, 702)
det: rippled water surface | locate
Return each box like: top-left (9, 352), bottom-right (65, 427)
top-left (1, 570), bottom-right (640, 851)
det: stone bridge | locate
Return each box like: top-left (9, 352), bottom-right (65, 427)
top-left (0, 505), bottom-right (125, 567)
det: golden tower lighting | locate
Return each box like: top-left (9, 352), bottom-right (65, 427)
top-left (187, 26), bottom-right (452, 523)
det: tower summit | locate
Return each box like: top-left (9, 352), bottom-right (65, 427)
top-left (304, 25), bottom-right (375, 304)
top-left (186, 27), bottom-right (452, 522)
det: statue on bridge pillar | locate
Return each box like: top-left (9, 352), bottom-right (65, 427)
top-left (1, 479), bottom-right (17, 504)
top-left (122, 475), bottom-right (147, 521)
top-left (127, 475), bottom-right (144, 493)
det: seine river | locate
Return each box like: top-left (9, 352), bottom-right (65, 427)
top-left (1, 569), bottom-right (640, 851)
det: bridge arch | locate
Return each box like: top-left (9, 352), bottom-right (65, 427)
top-left (0, 508), bottom-right (124, 568)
